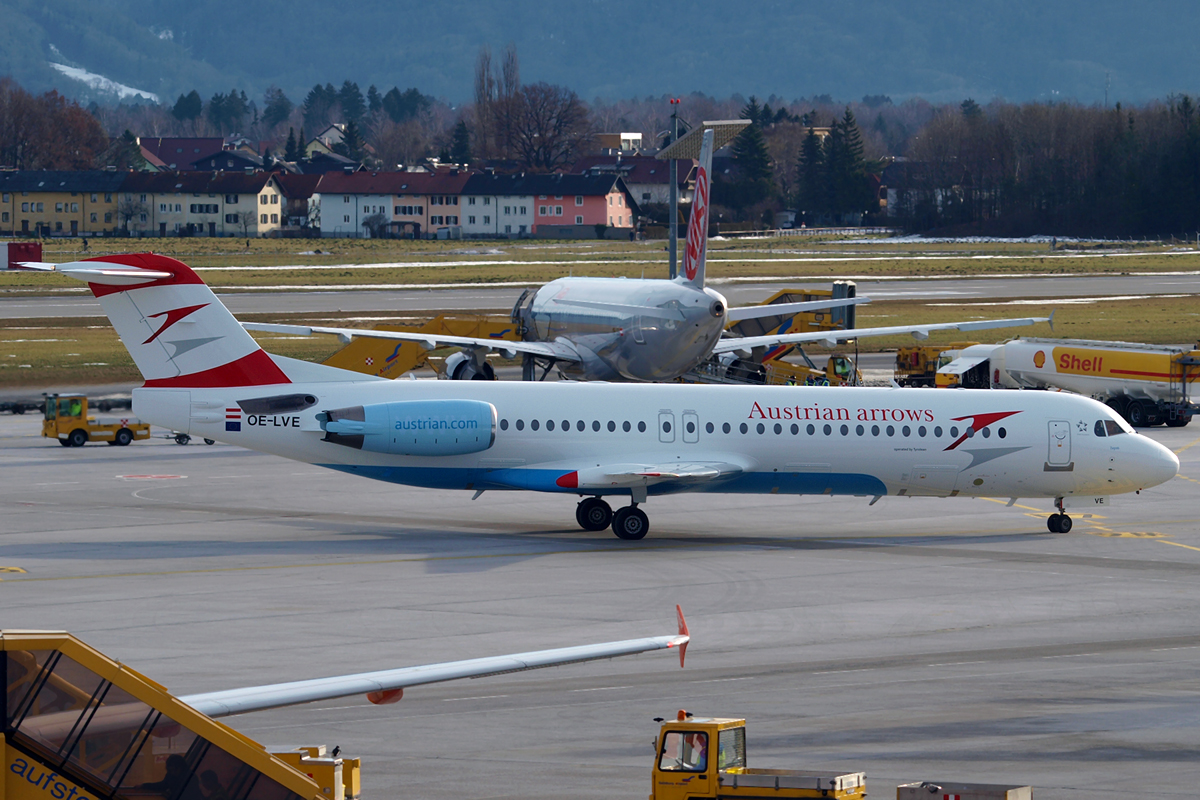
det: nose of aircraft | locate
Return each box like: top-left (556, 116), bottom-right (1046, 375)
top-left (1136, 435), bottom-right (1180, 489)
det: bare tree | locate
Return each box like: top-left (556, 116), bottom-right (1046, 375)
top-left (235, 210), bottom-right (257, 239)
top-left (362, 212), bottom-right (388, 238)
top-left (473, 46), bottom-right (496, 159)
top-left (117, 195), bottom-right (148, 234)
top-left (509, 83), bottom-right (593, 172)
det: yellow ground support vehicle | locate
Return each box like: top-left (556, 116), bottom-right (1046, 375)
top-left (651, 711), bottom-right (866, 800)
top-left (321, 315), bottom-right (519, 379)
top-left (42, 393), bottom-right (152, 447)
top-left (894, 342), bottom-right (979, 387)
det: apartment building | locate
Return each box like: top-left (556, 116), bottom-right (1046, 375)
top-left (0, 171), bottom-right (126, 236)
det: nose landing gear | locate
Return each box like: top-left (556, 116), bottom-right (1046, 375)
top-left (1047, 497), bottom-right (1073, 533)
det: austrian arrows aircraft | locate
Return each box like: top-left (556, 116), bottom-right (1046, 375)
top-left (7, 251), bottom-right (1178, 540)
top-left (243, 130), bottom-right (1048, 382)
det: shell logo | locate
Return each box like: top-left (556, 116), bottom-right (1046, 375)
top-left (1033, 350), bottom-right (1046, 368)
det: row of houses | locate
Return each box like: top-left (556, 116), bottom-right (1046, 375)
top-left (0, 168), bottom-right (644, 240)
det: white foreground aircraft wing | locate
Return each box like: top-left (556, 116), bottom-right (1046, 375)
top-left (179, 607), bottom-right (690, 718)
top-left (241, 322), bottom-right (583, 362)
top-left (712, 315), bottom-right (1052, 355)
top-left (559, 462), bottom-right (743, 491)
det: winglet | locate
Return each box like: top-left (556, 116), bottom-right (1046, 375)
top-left (1048, 309), bottom-right (1056, 332)
top-left (667, 604), bottom-right (690, 668)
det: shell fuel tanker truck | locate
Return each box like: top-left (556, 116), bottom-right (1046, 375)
top-left (937, 338), bottom-right (1199, 427)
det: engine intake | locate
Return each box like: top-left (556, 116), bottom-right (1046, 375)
top-left (317, 399), bottom-right (496, 456)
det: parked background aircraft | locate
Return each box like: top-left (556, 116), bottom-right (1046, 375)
top-left (8, 252), bottom-right (1177, 541)
top-left (243, 130), bottom-right (1048, 383)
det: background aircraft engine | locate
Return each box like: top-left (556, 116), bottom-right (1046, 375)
top-left (317, 399), bottom-right (496, 456)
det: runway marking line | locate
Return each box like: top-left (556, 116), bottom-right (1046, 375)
top-left (1173, 435), bottom-right (1200, 456)
top-left (1157, 540), bottom-right (1200, 554)
top-left (0, 567), bottom-right (27, 581)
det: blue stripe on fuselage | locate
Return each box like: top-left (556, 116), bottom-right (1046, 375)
top-left (315, 464), bottom-right (887, 497)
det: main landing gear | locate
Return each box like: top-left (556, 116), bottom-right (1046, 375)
top-left (575, 497), bottom-right (649, 540)
top-left (1047, 497), bottom-right (1073, 533)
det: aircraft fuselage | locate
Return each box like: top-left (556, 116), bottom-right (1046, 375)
top-left (140, 381), bottom-right (1179, 503)
top-left (524, 277), bottom-right (729, 381)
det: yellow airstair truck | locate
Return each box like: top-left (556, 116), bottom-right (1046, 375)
top-left (650, 711), bottom-right (866, 800)
top-left (1, 631), bottom-right (358, 800)
top-left (42, 394), bottom-right (152, 447)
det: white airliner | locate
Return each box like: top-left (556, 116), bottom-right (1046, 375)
top-left (242, 130), bottom-right (1048, 382)
top-left (5, 250), bottom-right (1178, 540)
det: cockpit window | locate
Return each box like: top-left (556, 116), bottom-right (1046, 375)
top-left (1105, 419), bottom-right (1126, 436)
top-left (1094, 420), bottom-right (1107, 437)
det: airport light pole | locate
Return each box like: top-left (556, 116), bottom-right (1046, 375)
top-left (668, 98), bottom-right (680, 280)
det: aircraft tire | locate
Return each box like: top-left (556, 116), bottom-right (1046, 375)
top-left (576, 497), bottom-right (613, 531)
top-left (67, 429), bottom-right (88, 447)
top-left (612, 506), bottom-right (649, 540)
top-left (115, 428), bottom-right (133, 446)
top-left (1058, 515), bottom-right (1073, 533)
top-left (1047, 514), bottom-right (1061, 533)
top-left (204, 438), bottom-right (216, 445)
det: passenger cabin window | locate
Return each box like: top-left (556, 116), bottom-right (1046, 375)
top-left (658, 731), bottom-right (708, 772)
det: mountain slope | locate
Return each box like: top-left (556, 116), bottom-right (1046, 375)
top-left (4, 0), bottom-right (1197, 105)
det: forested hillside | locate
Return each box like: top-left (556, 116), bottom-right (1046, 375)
top-left (3, 0), bottom-right (1199, 105)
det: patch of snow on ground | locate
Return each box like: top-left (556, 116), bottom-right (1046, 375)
top-left (48, 63), bottom-right (158, 102)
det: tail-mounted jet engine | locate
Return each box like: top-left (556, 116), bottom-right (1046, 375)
top-left (317, 399), bottom-right (496, 456)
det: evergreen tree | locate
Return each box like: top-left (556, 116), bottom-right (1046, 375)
top-left (303, 84), bottom-right (336, 129)
top-left (740, 96), bottom-right (763, 126)
top-left (761, 102), bottom-right (773, 126)
top-left (382, 86), bottom-right (431, 122)
top-left (732, 121), bottom-right (772, 182)
top-left (297, 126), bottom-right (306, 159)
top-left (333, 120), bottom-right (365, 161)
top-left (825, 108), bottom-right (872, 219)
top-left (450, 119), bottom-right (472, 163)
top-left (367, 85), bottom-right (382, 114)
top-left (338, 80), bottom-right (366, 123)
top-left (262, 87), bottom-right (293, 129)
top-left (171, 90), bottom-right (202, 121)
top-left (961, 98), bottom-right (983, 119)
top-left (284, 127), bottom-right (299, 161)
top-left (795, 125), bottom-right (825, 216)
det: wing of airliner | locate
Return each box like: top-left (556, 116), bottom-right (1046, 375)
top-left (712, 315), bottom-right (1052, 355)
top-left (242, 322), bottom-right (585, 362)
top-left (241, 296), bottom-right (870, 354)
top-left (180, 606), bottom-right (690, 717)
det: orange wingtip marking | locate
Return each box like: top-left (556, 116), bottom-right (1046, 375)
top-left (676, 605), bottom-right (689, 668)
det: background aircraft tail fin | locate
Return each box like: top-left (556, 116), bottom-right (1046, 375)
top-left (679, 128), bottom-right (714, 289)
top-left (70, 253), bottom-right (290, 388)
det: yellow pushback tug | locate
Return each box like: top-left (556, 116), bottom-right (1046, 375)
top-left (650, 710), bottom-right (865, 800)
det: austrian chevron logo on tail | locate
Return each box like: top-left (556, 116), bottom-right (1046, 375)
top-left (143, 303), bottom-right (209, 344)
